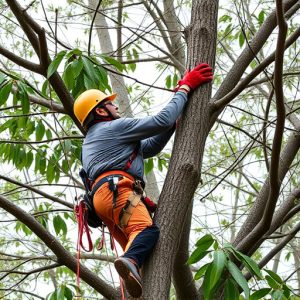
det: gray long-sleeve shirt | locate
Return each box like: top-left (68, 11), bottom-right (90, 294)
top-left (82, 91), bottom-right (188, 181)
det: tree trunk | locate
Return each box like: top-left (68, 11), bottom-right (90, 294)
top-left (173, 203), bottom-right (200, 299)
top-left (143, 1), bottom-right (219, 298)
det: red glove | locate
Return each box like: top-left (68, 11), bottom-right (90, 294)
top-left (175, 63), bottom-right (213, 92)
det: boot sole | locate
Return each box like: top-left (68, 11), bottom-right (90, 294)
top-left (114, 259), bottom-right (142, 298)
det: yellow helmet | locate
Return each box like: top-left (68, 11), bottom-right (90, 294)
top-left (74, 89), bottom-right (117, 125)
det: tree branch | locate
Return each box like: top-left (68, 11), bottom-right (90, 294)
top-left (211, 0), bottom-right (299, 115)
top-left (88, 0), bottom-right (103, 56)
top-left (0, 136), bottom-right (83, 145)
top-left (0, 194), bottom-right (120, 299)
top-left (245, 222), bottom-right (300, 281)
top-left (0, 45), bottom-right (42, 74)
top-left (0, 175), bottom-right (73, 209)
top-left (236, 0), bottom-right (288, 254)
top-left (234, 131), bottom-right (300, 247)
top-left (212, 25), bottom-right (300, 111)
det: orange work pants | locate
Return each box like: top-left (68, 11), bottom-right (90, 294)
top-left (93, 171), bottom-right (153, 252)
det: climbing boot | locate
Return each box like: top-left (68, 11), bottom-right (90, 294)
top-left (114, 257), bottom-right (142, 298)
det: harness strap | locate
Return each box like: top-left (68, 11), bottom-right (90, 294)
top-left (123, 143), bottom-right (140, 171)
top-left (90, 175), bottom-right (123, 198)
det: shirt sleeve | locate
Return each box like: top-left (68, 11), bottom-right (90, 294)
top-left (116, 91), bottom-right (188, 142)
top-left (141, 125), bottom-right (175, 158)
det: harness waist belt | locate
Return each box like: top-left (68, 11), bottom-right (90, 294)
top-left (90, 175), bottom-right (123, 197)
top-left (92, 170), bottom-right (135, 190)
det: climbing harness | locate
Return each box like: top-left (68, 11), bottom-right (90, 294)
top-left (74, 141), bottom-right (156, 299)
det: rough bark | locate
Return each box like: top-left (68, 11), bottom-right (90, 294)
top-left (143, 1), bottom-right (219, 298)
top-left (172, 203), bottom-right (200, 300)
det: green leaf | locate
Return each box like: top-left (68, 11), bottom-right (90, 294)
top-left (202, 262), bottom-right (214, 300)
top-left (225, 245), bottom-right (263, 279)
top-left (57, 285), bottom-right (65, 300)
top-left (128, 63), bottom-right (136, 72)
top-left (65, 48), bottom-right (82, 59)
top-left (71, 57), bottom-right (83, 78)
top-left (272, 290), bottom-right (285, 300)
top-left (196, 234), bottom-right (214, 249)
top-left (239, 31), bottom-right (245, 48)
top-left (82, 56), bottom-right (97, 82)
top-left (54, 166), bottom-right (60, 183)
top-left (157, 158), bottom-right (163, 172)
top-left (53, 215), bottom-right (67, 236)
top-left (265, 275), bottom-right (280, 289)
top-left (188, 249), bottom-right (210, 265)
top-left (282, 284), bottom-right (291, 299)
top-left (96, 65), bottom-right (109, 88)
top-left (258, 11), bottom-right (265, 26)
top-left (224, 24), bottom-right (232, 36)
top-left (64, 286), bottom-right (73, 300)
top-left (102, 55), bottom-right (125, 72)
top-left (227, 261), bottom-right (250, 299)
top-left (172, 73), bottom-right (178, 88)
top-left (21, 90), bottom-right (30, 114)
top-left (203, 251), bottom-right (227, 299)
top-left (132, 48), bottom-right (139, 59)
top-left (219, 14), bottom-right (232, 23)
top-left (63, 63), bottom-right (75, 90)
top-left (46, 291), bottom-right (57, 300)
top-left (203, 250), bottom-right (227, 299)
top-left (47, 162), bottom-right (55, 183)
top-left (225, 278), bottom-right (240, 300)
top-left (250, 288), bottom-right (272, 300)
top-left (36, 121), bottom-right (45, 141)
top-left (62, 159), bottom-right (69, 174)
top-left (194, 263), bottom-right (209, 280)
top-left (41, 80), bottom-right (49, 97)
top-left (210, 251), bottom-right (227, 286)
top-left (144, 158), bottom-right (154, 175)
top-left (165, 75), bottom-right (171, 89)
top-left (46, 129), bottom-right (52, 140)
top-left (240, 254), bottom-right (263, 279)
top-left (47, 50), bottom-right (67, 78)
top-left (84, 74), bottom-right (96, 89)
top-left (64, 140), bottom-right (72, 153)
top-left (0, 81), bottom-right (12, 106)
top-left (17, 116), bottom-right (27, 129)
top-left (0, 72), bottom-right (5, 85)
top-left (264, 269), bottom-right (283, 284)
top-left (25, 151), bottom-right (34, 168)
top-left (40, 156), bottom-right (47, 175)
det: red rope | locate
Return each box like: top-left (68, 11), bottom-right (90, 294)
top-left (74, 200), bottom-right (93, 294)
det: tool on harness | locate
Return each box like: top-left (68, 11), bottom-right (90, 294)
top-left (118, 180), bottom-right (157, 228)
top-left (133, 180), bottom-right (157, 214)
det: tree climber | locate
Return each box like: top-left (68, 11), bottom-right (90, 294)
top-left (73, 63), bottom-right (213, 298)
